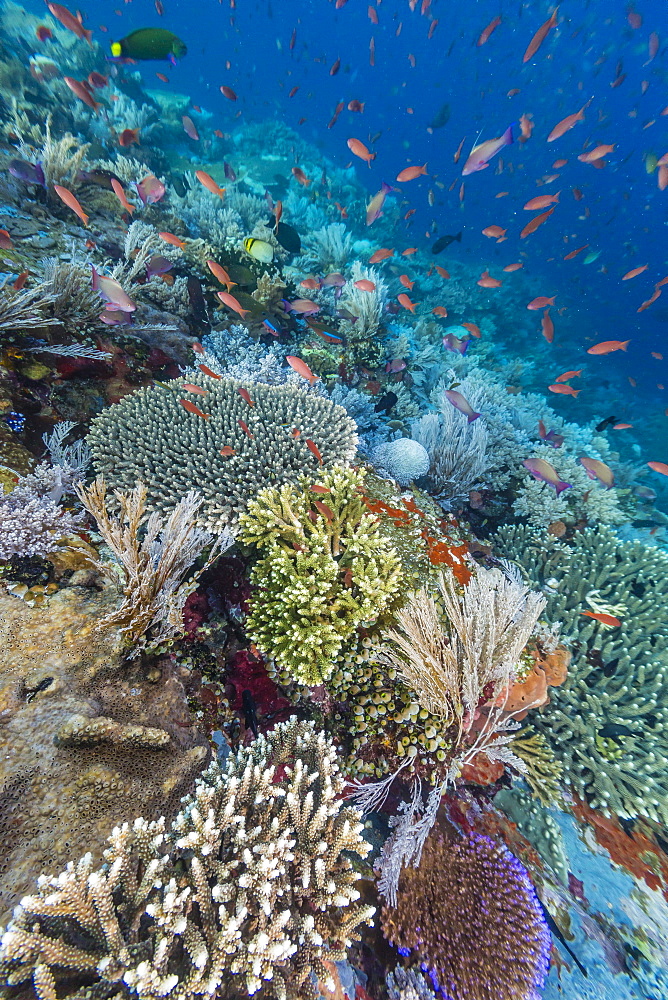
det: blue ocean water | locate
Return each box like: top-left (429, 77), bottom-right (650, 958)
top-left (1, 2), bottom-right (668, 999)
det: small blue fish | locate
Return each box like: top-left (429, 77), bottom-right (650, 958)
top-left (4, 411), bottom-right (26, 432)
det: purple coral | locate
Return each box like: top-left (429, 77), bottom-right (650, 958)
top-left (381, 825), bottom-right (551, 1000)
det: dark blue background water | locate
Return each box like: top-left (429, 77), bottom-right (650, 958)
top-left (27, 0), bottom-right (668, 457)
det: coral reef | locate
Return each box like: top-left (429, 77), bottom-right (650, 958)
top-left (238, 465), bottom-right (402, 685)
top-left (495, 523), bottom-right (668, 825)
top-left (371, 437), bottom-right (430, 486)
top-left (87, 376), bottom-right (358, 532)
top-left (0, 718), bottom-right (374, 1000)
top-left (381, 822), bottom-right (551, 1000)
top-left (0, 462), bottom-right (84, 560)
top-left (0, 586), bottom-right (209, 921)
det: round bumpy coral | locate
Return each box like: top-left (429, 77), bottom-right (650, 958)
top-left (381, 824), bottom-right (551, 1000)
top-left (372, 438), bottom-right (431, 486)
top-left (87, 375), bottom-right (358, 532)
top-left (238, 465), bottom-right (403, 685)
top-left (0, 718), bottom-right (375, 1000)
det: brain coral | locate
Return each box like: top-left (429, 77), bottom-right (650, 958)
top-left (381, 823), bottom-right (550, 1000)
top-left (495, 523), bottom-right (668, 826)
top-left (372, 438), bottom-right (430, 486)
top-left (0, 586), bottom-right (209, 923)
top-left (87, 375), bottom-right (358, 532)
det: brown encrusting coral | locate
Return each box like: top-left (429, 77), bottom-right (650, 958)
top-left (0, 586), bottom-right (209, 922)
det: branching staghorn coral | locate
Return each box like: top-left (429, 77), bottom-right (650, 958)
top-left (380, 823), bottom-right (551, 1000)
top-left (495, 522), bottom-right (668, 825)
top-left (75, 477), bottom-right (229, 649)
top-left (87, 376), bottom-right (358, 533)
top-left (0, 718), bottom-right (374, 1000)
top-left (238, 465), bottom-right (402, 685)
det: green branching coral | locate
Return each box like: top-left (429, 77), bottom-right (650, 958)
top-left (0, 718), bottom-right (375, 1000)
top-left (238, 465), bottom-right (402, 686)
top-left (495, 523), bottom-right (668, 825)
top-left (87, 376), bottom-right (358, 533)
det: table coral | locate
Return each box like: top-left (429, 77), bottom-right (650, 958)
top-left (239, 465), bottom-right (402, 685)
top-left (0, 586), bottom-right (209, 922)
top-left (0, 718), bottom-right (375, 1000)
top-left (87, 375), bottom-right (358, 532)
top-left (495, 523), bottom-right (668, 825)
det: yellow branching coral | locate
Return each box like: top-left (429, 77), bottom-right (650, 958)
top-left (238, 465), bottom-right (403, 686)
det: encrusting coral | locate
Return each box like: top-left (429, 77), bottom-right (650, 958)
top-left (87, 376), bottom-right (358, 533)
top-left (0, 718), bottom-right (375, 1000)
top-left (238, 465), bottom-right (403, 685)
top-left (0, 586), bottom-right (209, 922)
top-left (495, 522), bottom-right (668, 825)
top-left (380, 822), bottom-right (551, 1000)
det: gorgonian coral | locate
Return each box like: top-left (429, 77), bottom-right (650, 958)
top-left (238, 465), bottom-right (402, 685)
top-left (381, 823), bottom-right (551, 1000)
top-left (0, 718), bottom-right (374, 1000)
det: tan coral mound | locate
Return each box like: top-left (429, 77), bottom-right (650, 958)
top-left (0, 586), bottom-right (209, 921)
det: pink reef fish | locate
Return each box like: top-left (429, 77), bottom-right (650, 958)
top-left (523, 457), bottom-right (572, 494)
top-left (579, 456), bottom-right (615, 488)
top-left (442, 333), bottom-right (470, 355)
top-left (136, 174), bottom-right (166, 205)
top-left (462, 125), bottom-right (513, 176)
top-left (443, 388), bottom-right (481, 422)
top-left (91, 266), bottom-right (136, 312)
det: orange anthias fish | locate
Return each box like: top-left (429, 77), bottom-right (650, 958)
top-left (524, 193), bottom-right (560, 210)
top-left (477, 270), bottom-right (502, 288)
top-left (528, 295), bottom-right (556, 310)
top-left (581, 610), bottom-right (621, 627)
top-left (370, 247), bottom-right (394, 263)
top-left (563, 243), bottom-right (589, 260)
top-left (305, 438), bottom-right (323, 464)
top-left (181, 384), bottom-right (209, 396)
top-left (238, 419), bottom-right (253, 438)
top-left (110, 178), bottom-right (134, 215)
top-left (518, 113), bottom-right (534, 142)
top-left (64, 76), bottom-right (101, 112)
top-left (159, 231), bottom-right (186, 248)
top-left (396, 164), bottom-right (428, 182)
top-left (503, 262), bottom-right (524, 271)
top-left (347, 137), bottom-right (376, 165)
top-left (397, 293), bottom-right (418, 312)
top-left (541, 309), bottom-right (555, 343)
top-left (578, 144), bottom-right (615, 163)
top-left (217, 291), bottom-right (249, 317)
top-left (482, 225), bottom-right (507, 240)
top-left (520, 208), bottom-right (555, 238)
top-left (292, 166), bottom-right (311, 186)
top-left (119, 128), bottom-right (141, 147)
top-left (477, 15), bottom-right (502, 46)
top-left (461, 322), bottom-right (482, 338)
top-left (548, 384), bottom-right (580, 396)
top-left (547, 104), bottom-right (588, 142)
top-left (523, 5), bottom-right (559, 63)
top-left (220, 85), bottom-right (237, 101)
top-left (622, 265), bottom-right (648, 280)
top-left (286, 355), bottom-right (319, 385)
top-left (198, 364), bottom-right (222, 379)
top-left (648, 461), bottom-right (668, 477)
top-left (47, 2), bottom-right (93, 44)
top-left (462, 125), bottom-right (513, 175)
top-left (195, 170), bottom-right (225, 198)
top-left (0, 229), bottom-right (13, 250)
top-left (207, 259), bottom-right (236, 291)
top-left (435, 265), bottom-right (450, 278)
top-left (399, 274), bottom-right (414, 290)
top-left (237, 387), bottom-right (254, 407)
top-left (355, 279), bottom-right (376, 291)
top-left (555, 369), bottom-right (582, 382)
top-left (53, 184), bottom-right (89, 226)
top-left (180, 399), bottom-right (209, 419)
top-left (219, 445), bottom-right (236, 457)
top-left (587, 340), bottom-right (630, 355)
top-left (432, 306), bottom-right (448, 317)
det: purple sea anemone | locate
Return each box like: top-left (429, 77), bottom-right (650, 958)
top-left (381, 824), bottom-right (551, 1000)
